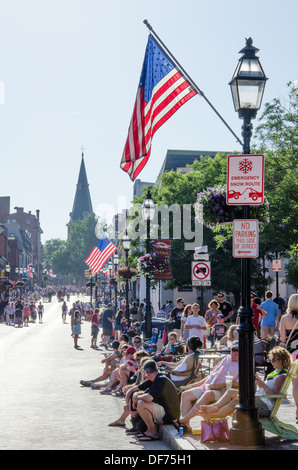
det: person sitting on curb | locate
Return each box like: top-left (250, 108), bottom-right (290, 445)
top-left (100, 345), bottom-right (137, 395)
top-left (79, 341), bottom-right (124, 388)
top-left (108, 353), bottom-right (151, 430)
top-left (129, 360), bottom-right (180, 441)
top-left (113, 346), bottom-right (139, 397)
top-left (173, 341), bottom-right (239, 432)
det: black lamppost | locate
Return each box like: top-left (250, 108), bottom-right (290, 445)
top-left (108, 260), bottom-right (113, 304)
top-left (122, 231), bottom-right (131, 323)
top-left (113, 253), bottom-right (119, 316)
top-left (5, 264), bottom-right (10, 280)
top-left (141, 190), bottom-right (156, 339)
top-left (229, 37), bottom-right (267, 447)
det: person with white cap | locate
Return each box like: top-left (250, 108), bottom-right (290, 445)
top-left (173, 341), bottom-right (239, 432)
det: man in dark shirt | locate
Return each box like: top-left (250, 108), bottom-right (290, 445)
top-left (169, 297), bottom-right (184, 339)
top-left (132, 360), bottom-right (180, 441)
top-left (217, 292), bottom-right (234, 323)
top-left (102, 303), bottom-right (113, 349)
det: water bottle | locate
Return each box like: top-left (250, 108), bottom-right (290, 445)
top-left (179, 426), bottom-right (184, 438)
top-left (151, 328), bottom-right (158, 344)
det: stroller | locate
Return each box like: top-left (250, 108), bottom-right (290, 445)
top-left (254, 335), bottom-right (279, 377)
top-left (14, 308), bottom-right (24, 328)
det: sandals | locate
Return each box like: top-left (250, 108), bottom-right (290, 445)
top-left (108, 421), bottom-right (126, 427)
top-left (100, 387), bottom-right (112, 395)
top-left (172, 419), bottom-right (188, 433)
top-left (138, 434), bottom-right (160, 441)
top-left (80, 380), bottom-right (92, 387)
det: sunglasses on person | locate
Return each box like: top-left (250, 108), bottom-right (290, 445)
top-left (231, 348), bottom-right (239, 352)
top-left (133, 340), bottom-right (141, 344)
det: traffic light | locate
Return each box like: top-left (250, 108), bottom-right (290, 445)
top-left (85, 269), bottom-right (91, 278)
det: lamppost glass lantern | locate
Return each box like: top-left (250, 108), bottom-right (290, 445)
top-left (113, 253), bottom-right (119, 267)
top-left (141, 190), bottom-right (156, 222)
top-left (122, 231), bottom-right (131, 251)
top-left (229, 37), bottom-right (267, 119)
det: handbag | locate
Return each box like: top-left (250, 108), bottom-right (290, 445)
top-left (200, 419), bottom-right (230, 443)
top-left (285, 319), bottom-right (298, 359)
top-left (286, 319), bottom-right (298, 348)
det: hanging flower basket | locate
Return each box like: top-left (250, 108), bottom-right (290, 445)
top-left (137, 253), bottom-right (170, 278)
top-left (193, 185), bottom-right (270, 231)
top-left (109, 277), bottom-right (118, 286)
top-left (116, 266), bottom-right (138, 281)
top-left (15, 281), bottom-right (25, 287)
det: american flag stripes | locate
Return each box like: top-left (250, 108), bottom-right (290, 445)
top-left (85, 237), bottom-right (116, 274)
top-left (120, 35), bottom-right (197, 181)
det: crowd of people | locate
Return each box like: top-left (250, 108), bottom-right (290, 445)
top-left (3, 283), bottom-right (297, 442)
top-left (77, 292), bottom-right (298, 442)
top-left (0, 292), bottom-right (44, 326)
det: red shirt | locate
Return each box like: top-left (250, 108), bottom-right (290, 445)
top-left (91, 313), bottom-right (99, 326)
top-left (252, 302), bottom-right (261, 330)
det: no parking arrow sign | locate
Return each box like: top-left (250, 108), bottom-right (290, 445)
top-left (192, 261), bottom-right (211, 286)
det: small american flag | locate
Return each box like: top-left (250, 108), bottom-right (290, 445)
top-left (121, 34), bottom-right (197, 181)
top-left (85, 237), bottom-right (116, 274)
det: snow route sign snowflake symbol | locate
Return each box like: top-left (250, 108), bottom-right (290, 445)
top-left (239, 158), bottom-right (253, 174)
top-left (227, 154), bottom-right (264, 205)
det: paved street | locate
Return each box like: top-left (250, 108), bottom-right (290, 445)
top-left (0, 296), bottom-right (170, 451)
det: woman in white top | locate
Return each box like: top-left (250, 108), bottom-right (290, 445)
top-left (157, 336), bottom-right (202, 385)
top-left (181, 304), bottom-right (192, 340)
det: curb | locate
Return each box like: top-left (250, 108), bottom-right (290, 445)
top-left (160, 425), bottom-right (199, 451)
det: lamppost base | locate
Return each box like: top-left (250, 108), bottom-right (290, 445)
top-left (229, 407), bottom-right (265, 447)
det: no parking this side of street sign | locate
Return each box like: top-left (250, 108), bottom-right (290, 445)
top-left (233, 219), bottom-right (259, 258)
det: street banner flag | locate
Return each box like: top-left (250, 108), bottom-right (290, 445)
top-left (153, 239), bottom-right (173, 280)
top-left (121, 35), bottom-right (197, 181)
top-left (85, 237), bottom-right (116, 274)
top-left (27, 264), bottom-right (33, 278)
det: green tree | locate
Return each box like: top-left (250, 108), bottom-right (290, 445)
top-left (254, 84), bottom-right (298, 252)
top-left (43, 215), bottom-right (105, 279)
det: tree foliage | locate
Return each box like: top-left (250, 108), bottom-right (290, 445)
top-left (43, 215), bottom-right (106, 278)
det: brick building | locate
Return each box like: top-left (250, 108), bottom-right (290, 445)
top-left (0, 197), bottom-right (42, 282)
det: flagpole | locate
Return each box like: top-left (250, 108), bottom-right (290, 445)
top-left (143, 19), bottom-right (243, 147)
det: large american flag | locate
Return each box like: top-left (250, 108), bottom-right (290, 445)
top-left (85, 237), bottom-right (116, 274)
top-left (120, 35), bottom-right (197, 181)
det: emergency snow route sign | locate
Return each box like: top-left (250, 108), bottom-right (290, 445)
top-left (233, 219), bottom-right (259, 258)
top-left (227, 154), bottom-right (264, 205)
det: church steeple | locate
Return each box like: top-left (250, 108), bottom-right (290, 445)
top-left (68, 151), bottom-right (94, 227)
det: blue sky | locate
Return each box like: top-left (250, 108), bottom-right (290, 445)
top-left (0, 0), bottom-right (297, 241)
